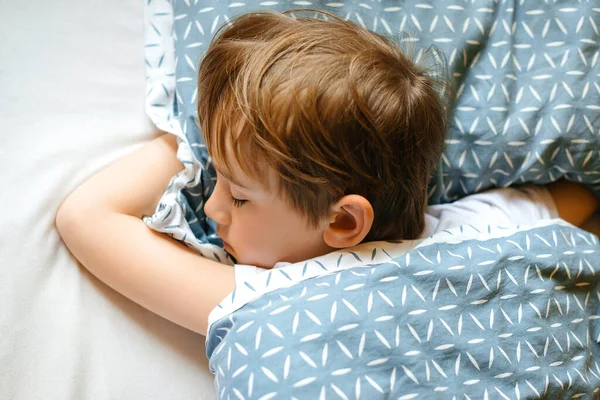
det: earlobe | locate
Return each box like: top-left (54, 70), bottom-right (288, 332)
top-left (323, 195), bottom-right (374, 249)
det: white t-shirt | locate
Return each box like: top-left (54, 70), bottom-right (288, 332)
top-left (234, 185), bottom-right (559, 287)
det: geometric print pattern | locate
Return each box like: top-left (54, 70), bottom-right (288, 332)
top-left (141, 2), bottom-right (600, 396)
top-left (436, 0), bottom-right (600, 203)
top-left (207, 221), bottom-right (600, 399)
top-left (144, 0), bottom-right (600, 214)
top-left (143, 0), bottom-right (600, 262)
top-left (143, 138), bottom-right (234, 262)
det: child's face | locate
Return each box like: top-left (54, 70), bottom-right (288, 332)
top-left (204, 161), bottom-right (333, 269)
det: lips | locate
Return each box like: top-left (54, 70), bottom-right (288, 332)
top-left (220, 236), bottom-right (234, 254)
top-left (218, 228), bottom-right (234, 256)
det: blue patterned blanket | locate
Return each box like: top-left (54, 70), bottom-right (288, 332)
top-left (207, 220), bottom-right (600, 399)
top-left (141, 1), bottom-right (600, 397)
top-left (145, 0), bottom-right (600, 212)
top-left (143, 0), bottom-right (600, 264)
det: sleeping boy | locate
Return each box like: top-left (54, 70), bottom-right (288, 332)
top-left (55, 10), bottom-right (599, 337)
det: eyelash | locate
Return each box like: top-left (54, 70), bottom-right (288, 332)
top-left (231, 196), bottom-right (247, 208)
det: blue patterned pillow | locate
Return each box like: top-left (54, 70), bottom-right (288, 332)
top-left (144, 0), bottom-right (600, 244)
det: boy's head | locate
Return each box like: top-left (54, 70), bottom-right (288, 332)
top-left (199, 10), bottom-right (448, 268)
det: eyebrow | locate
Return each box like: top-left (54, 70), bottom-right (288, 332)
top-left (213, 164), bottom-right (251, 190)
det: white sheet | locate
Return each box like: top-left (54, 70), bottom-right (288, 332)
top-left (2, 2), bottom-right (599, 400)
top-left (0, 1), bottom-right (215, 399)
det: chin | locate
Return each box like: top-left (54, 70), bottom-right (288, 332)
top-left (238, 252), bottom-right (293, 269)
top-left (252, 261), bottom-right (275, 270)
top-left (242, 257), bottom-right (276, 270)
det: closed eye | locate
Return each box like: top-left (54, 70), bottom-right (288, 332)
top-left (231, 196), bottom-right (247, 208)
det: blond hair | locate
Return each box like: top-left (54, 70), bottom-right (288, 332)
top-left (197, 10), bottom-right (448, 241)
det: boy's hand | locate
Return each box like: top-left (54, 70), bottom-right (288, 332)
top-left (547, 179), bottom-right (600, 227)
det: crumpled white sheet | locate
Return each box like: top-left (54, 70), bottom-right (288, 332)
top-left (0, 1), bottom-right (215, 399)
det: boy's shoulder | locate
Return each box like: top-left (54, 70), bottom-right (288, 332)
top-left (425, 185), bottom-right (558, 237)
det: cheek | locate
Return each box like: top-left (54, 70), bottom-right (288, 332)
top-left (230, 210), bottom-right (261, 244)
top-left (231, 211), bottom-right (280, 263)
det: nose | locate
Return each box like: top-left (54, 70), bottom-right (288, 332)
top-left (204, 179), bottom-right (232, 226)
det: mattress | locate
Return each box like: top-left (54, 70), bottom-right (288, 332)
top-left (0, 1), bottom-right (215, 399)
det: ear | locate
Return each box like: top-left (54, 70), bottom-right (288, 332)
top-left (323, 195), bottom-right (374, 249)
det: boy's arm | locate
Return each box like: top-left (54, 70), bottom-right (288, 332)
top-left (55, 134), bottom-right (234, 336)
top-left (547, 179), bottom-right (600, 227)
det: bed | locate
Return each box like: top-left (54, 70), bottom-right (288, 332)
top-left (1, 0), bottom-right (599, 399)
top-left (0, 1), bottom-right (216, 399)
